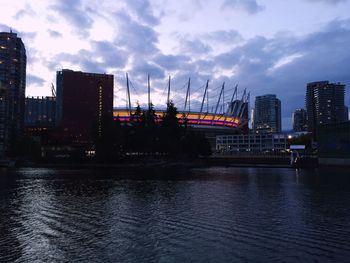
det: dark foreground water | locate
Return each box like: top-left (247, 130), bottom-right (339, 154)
top-left (0, 167), bottom-right (350, 262)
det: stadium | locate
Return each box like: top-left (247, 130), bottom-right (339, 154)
top-left (113, 74), bottom-right (250, 136)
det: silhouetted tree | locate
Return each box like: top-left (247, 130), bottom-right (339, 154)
top-left (126, 103), bottom-right (160, 154)
top-left (181, 131), bottom-right (212, 158)
top-left (95, 114), bottom-right (123, 162)
top-left (130, 103), bottom-right (142, 125)
top-left (14, 135), bottom-right (42, 161)
top-left (122, 101), bottom-right (211, 158)
top-left (160, 101), bottom-right (183, 155)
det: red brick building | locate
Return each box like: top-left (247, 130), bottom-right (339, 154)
top-left (56, 69), bottom-right (113, 145)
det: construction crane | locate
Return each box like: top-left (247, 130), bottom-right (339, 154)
top-left (51, 83), bottom-right (56, 97)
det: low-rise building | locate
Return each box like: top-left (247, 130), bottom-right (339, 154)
top-left (25, 96), bottom-right (56, 129)
top-left (216, 133), bottom-right (288, 153)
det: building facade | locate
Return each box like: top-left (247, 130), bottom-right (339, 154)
top-left (25, 96), bottom-right (56, 129)
top-left (306, 81), bottom-right (348, 135)
top-left (253, 94), bottom-right (281, 133)
top-left (292, 108), bottom-right (308, 132)
top-left (56, 69), bottom-right (114, 144)
top-left (216, 133), bottom-right (288, 153)
top-left (0, 32), bottom-right (26, 156)
top-left (317, 121), bottom-right (350, 166)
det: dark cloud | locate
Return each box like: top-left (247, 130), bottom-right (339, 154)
top-left (203, 30), bottom-right (243, 44)
top-left (208, 19), bottom-right (350, 129)
top-left (51, 50), bottom-right (104, 73)
top-left (131, 61), bottom-right (165, 81)
top-left (25, 46), bottom-right (40, 64)
top-left (48, 30), bottom-right (62, 38)
top-left (17, 0), bottom-right (347, 131)
top-left (154, 54), bottom-right (191, 70)
top-left (215, 49), bottom-right (242, 69)
top-left (49, 0), bottom-right (93, 37)
top-left (305, 0), bottom-right (347, 4)
top-left (222, 0), bottom-right (264, 14)
top-left (13, 4), bottom-right (36, 19)
top-left (21, 32), bottom-right (37, 40)
top-left (91, 41), bottom-right (128, 68)
top-left (179, 38), bottom-right (213, 54)
top-left (114, 12), bottom-right (159, 55)
top-left (125, 0), bottom-right (160, 26)
top-left (49, 40), bottom-right (128, 74)
top-left (27, 74), bottom-right (45, 86)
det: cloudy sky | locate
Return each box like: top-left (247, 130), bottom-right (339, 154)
top-left (1, 0), bottom-right (350, 129)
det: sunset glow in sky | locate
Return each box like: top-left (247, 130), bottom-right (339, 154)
top-left (1, 0), bottom-right (350, 129)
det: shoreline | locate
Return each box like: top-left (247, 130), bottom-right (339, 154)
top-left (4, 156), bottom-right (314, 169)
top-left (3, 156), bottom-right (349, 169)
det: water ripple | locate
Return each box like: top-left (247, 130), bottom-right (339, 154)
top-left (0, 167), bottom-right (350, 262)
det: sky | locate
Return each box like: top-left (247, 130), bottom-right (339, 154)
top-left (1, 0), bottom-right (350, 130)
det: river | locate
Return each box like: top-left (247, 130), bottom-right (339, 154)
top-left (0, 166), bottom-right (349, 262)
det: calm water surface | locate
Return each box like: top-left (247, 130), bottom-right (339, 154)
top-left (0, 166), bottom-right (349, 262)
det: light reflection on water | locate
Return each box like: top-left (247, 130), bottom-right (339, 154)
top-left (0, 167), bottom-right (349, 262)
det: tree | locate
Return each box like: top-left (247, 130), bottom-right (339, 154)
top-left (130, 103), bottom-right (142, 125)
top-left (95, 114), bottom-right (123, 162)
top-left (160, 101), bottom-right (183, 155)
top-left (181, 131), bottom-right (212, 158)
top-left (14, 135), bottom-right (42, 161)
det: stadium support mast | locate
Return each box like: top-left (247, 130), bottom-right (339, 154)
top-left (213, 82), bottom-right (225, 123)
top-left (229, 84), bottom-right (238, 116)
top-left (167, 75), bottom-right (171, 107)
top-left (198, 80), bottom-right (209, 123)
top-left (239, 91), bottom-right (250, 119)
top-left (207, 89), bottom-right (209, 113)
top-left (126, 73), bottom-right (132, 115)
top-left (184, 78), bottom-right (191, 115)
top-left (148, 74), bottom-right (151, 110)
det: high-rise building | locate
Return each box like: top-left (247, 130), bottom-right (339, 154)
top-left (292, 108), bottom-right (308, 132)
top-left (56, 69), bottom-right (113, 144)
top-left (0, 31), bottom-right (26, 156)
top-left (344, 106), bottom-right (349, 121)
top-left (306, 81), bottom-right (347, 135)
top-left (253, 94), bottom-right (281, 133)
top-left (25, 96), bottom-right (56, 129)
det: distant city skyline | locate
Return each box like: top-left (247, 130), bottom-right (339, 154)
top-left (1, 0), bottom-right (350, 129)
